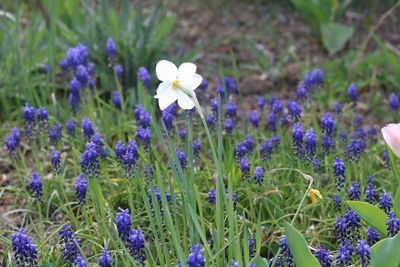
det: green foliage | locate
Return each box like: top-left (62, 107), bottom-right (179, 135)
top-left (251, 255), bottom-right (270, 266)
top-left (370, 234), bottom-right (400, 267)
top-left (347, 201), bottom-right (388, 236)
top-left (291, 0), bottom-right (354, 54)
top-left (283, 222), bottom-right (321, 267)
top-left (320, 23), bottom-right (354, 55)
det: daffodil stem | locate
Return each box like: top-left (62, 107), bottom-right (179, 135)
top-left (197, 102), bottom-right (225, 263)
top-left (270, 169), bottom-right (314, 267)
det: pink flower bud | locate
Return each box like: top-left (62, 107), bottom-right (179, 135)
top-left (381, 123), bottom-right (400, 158)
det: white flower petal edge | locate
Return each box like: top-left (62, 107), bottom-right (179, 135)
top-left (180, 73), bottom-right (203, 91)
top-left (154, 60), bottom-right (203, 111)
top-left (178, 62), bottom-right (197, 81)
top-left (156, 60), bottom-right (177, 82)
top-left (177, 90), bottom-right (195, 110)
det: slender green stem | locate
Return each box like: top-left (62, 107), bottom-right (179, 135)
top-left (270, 168), bottom-right (314, 267)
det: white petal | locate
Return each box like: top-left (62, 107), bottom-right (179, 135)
top-left (158, 90), bottom-right (179, 110)
top-left (178, 62), bottom-right (197, 81)
top-left (155, 81), bottom-right (172, 97)
top-left (180, 73), bottom-right (203, 90)
top-left (177, 90), bottom-right (195, 110)
top-left (156, 60), bottom-right (177, 82)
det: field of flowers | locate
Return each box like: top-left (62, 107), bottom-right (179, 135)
top-left (1, 1), bottom-right (400, 267)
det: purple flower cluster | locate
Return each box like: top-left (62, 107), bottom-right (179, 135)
top-left (11, 228), bottom-right (38, 266)
top-left (30, 172), bottom-right (43, 202)
top-left (208, 188), bottom-right (216, 204)
top-left (314, 245), bottom-right (332, 267)
top-left (347, 181), bottom-right (360, 201)
top-left (48, 122), bottom-right (62, 146)
top-left (138, 67), bottom-right (151, 88)
top-left (179, 244), bottom-right (205, 267)
top-left (59, 224), bottom-right (81, 264)
top-left (80, 142), bottom-right (101, 178)
top-left (333, 157), bottom-right (346, 191)
top-left (247, 109), bottom-right (259, 128)
top-left (23, 103), bottom-right (36, 141)
top-left (253, 166), bottom-right (265, 184)
top-left (278, 235), bottom-right (293, 266)
top-left (162, 103), bottom-right (177, 130)
top-left (51, 150), bottom-right (61, 175)
top-left (66, 120), bottom-right (76, 138)
top-left (386, 212), bottom-right (400, 237)
top-left (5, 127), bottom-right (20, 158)
top-left (134, 104), bottom-right (151, 128)
top-left (115, 208), bottom-right (146, 262)
top-left (98, 248), bottom-right (113, 267)
top-left (75, 173), bottom-right (87, 204)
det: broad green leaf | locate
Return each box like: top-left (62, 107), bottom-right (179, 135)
top-left (284, 222), bottom-right (321, 267)
top-left (347, 201), bottom-right (388, 236)
top-left (320, 23), bottom-right (354, 54)
top-left (251, 256), bottom-right (270, 267)
top-left (370, 234), bottom-right (400, 267)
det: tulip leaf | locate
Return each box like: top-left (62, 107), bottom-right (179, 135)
top-left (387, 146), bottom-right (400, 184)
top-left (283, 222), bottom-right (321, 267)
top-left (250, 256), bottom-right (270, 267)
top-left (394, 186), bottom-right (400, 216)
top-left (347, 201), bottom-right (388, 236)
top-left (370, 234), bottom-right (400, 267)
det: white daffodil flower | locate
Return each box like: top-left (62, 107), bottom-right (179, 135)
top-left (154, 60), bottom-right (203, 111)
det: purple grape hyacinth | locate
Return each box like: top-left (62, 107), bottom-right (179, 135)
top-left (75, 173), bottom-right (87, 204)
top-left (138, 67), bottom-right (151, 88)
top-left (355, 240), bottom-right (370, 266)
top-left (208, 188), bottom-right (216, 204)
top-left (253, 166), bottom-right (265, 184)
top-left (386, 211), bottom-right (400, 237)
top-left (59, 224), bottom-right (80, 264)
top-left (347, 181), bottom-right (361, 200)
top-left (80, 142), bottom-right (100, 178)
top-left (66, 120), bottom-right (76, 138)
top-left (82, 117), bottom-right (94, 140)
top-left (116, 208), bottom-right (132, 241)
top-left (278, 235), bottom-right (293, 266)
top-left (134, 104), bottom-right (151, 128)
top-left (106, 38), bottom-right (117, 58)
top-left (112, 91), bottom-right (121, 109)
top-left (11, 228), bottom-right (38, 267)
top-left (5, 127), bottom-right (20, 158)
top-left (389, 92), bottom-right (399, 110)
top-left (314, 245), bottom-right (332, 267)
top-left (379, 193), bottom-right (392, 214)
top-left (48, 122), bottom-right (62, 146)
top-left (51, 150), bottom-right (61, 175)
top-left (183, 244), bottom-right (205, 267)
top-left (99, 248), bottom-right (113, 267)
top-left (30, 172), bottom-right (43, 202)
top-left (333, 157), bottom-right (346, 191)
top-left (348, 84), bottom-right (357, 102)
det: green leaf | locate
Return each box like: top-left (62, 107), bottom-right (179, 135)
top-left (250, 256), bottom-right (270, 267)
top-left (320, 23), bottom-right (354, 54)
top-left (387, 146), bottom-right (400, 184)
top-left (347, 201), bottom-right (388, 236)
top-left (370, 234), bottom-right (400, 267)
top-left (283, 222), bottom-right (321, 267)
top-left (394, 187), bottom-right (400, 216)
